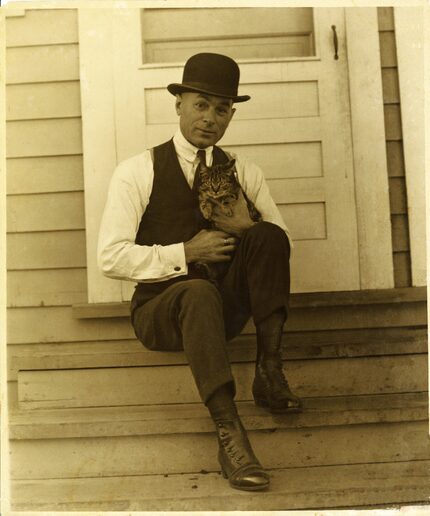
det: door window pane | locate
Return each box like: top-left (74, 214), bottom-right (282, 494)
top-left (140, 8), bottom-right (315, 63)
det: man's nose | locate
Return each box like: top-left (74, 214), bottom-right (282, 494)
top-left (202, 107), bottom-right (216, 125)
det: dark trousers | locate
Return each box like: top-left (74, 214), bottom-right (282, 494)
top-left (132, 221), bottom-right (291, 403)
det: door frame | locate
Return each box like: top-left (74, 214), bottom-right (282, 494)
top-left (345, 8), bottom-right (394, 290)
top-left (394, 7), bottom-right (426, 287)
top-left (79, 6), bottom-right (394, 303)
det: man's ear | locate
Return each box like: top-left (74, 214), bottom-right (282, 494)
top-left (229, 107), bottom-right (236, 122)
top-left (175, 94), bottom-right (182, 115)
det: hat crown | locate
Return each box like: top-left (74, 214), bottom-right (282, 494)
top-left (167, 52), bottom-right (250, 102)
top-left (183, 53), bottom-right (240, 93)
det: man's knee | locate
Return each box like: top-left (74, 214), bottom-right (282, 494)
top-left (244, 221), bottom-right (290, 252)
top-left (180, 279), bottom-right (222, 307)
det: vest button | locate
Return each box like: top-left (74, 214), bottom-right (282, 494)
top-left (174, 266), bottom-right (181, 271)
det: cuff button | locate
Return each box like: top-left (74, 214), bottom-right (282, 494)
top-left (174, 266), bottom-right (181, 271)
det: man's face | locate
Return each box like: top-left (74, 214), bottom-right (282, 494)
top-left (175, 92), bottom-right (236, 148)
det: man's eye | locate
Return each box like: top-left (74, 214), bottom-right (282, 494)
top-left (217, 108), bottom-right (228, 115)
top-left (195, 102), bottom-right (207, 110)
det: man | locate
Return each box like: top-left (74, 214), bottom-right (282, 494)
top-left (98, 53), bottom-right (301, 492)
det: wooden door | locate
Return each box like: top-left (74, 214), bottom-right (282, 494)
top-left (111, 7), bottom-right (360, 299)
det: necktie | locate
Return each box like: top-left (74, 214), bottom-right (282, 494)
top-left (192, 149), bottom-right (207, 192)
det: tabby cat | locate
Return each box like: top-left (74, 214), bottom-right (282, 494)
top-left (195, 158), bottom-right (262, 281)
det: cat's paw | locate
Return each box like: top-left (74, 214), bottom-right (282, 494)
top-left (200, 202), bottom-right (213, 220)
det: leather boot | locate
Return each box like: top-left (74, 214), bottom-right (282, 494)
top-left (253, 310), bottom-right (302, 413)
top-left (216, 418), bottom-right (270, 491)
top-left (206, 384), bottom-right (270, 491)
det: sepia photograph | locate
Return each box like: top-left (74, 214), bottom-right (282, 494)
top-left (1, 0), bottom-right (428, 512)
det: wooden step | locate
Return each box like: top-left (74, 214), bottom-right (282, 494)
top-left (72, 286), bottom-right (428, 318)
top-left (9, 393), bottom-right (430, 480)
top-left (8, 289), bottom-right (427, 345)
top-left (17, 353), bottom-right (428, 409)
top-left (11, 459), bottom-right (430, 511)
top-left (10, 420), bottom-right (430, 480)
top-left (10, 392), bottom-right (428, 440)
top-left (9, 326), bottom-right (428, 380)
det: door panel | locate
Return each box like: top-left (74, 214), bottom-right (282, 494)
top-left (114, 7), bottom-right (360, 299)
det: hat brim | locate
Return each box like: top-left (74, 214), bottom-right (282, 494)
top-left (167, 83), bottom-right (250, 103)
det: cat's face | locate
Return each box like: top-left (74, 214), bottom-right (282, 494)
top-left (176, 92), bottom-right (236, 148)
top-left (199, 159), bottom-right (238, 199)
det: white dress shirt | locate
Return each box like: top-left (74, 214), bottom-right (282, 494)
top-left (97, 129), bottom-right (291, 283)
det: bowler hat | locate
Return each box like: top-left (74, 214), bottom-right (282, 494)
top-left (167, 53), bottom-right (250, 103)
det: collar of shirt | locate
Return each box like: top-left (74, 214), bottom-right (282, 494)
top-left (173, 129), bottom-right (213, 167)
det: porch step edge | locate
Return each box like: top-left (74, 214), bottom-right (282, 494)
top-left (10, 326), bottom-right (428, 378)
top-left (72, 286), bottom-right (427, 319)
top-left (12, 459), bottom-right (430, 511)
top-left (9, 391), bottom-right (429, 440)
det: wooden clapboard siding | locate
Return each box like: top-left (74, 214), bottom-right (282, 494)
top-left (389, 178), bottom-right (407, 214)
top-left (379, 32), bottom-right (397, 67)
top-left (7, 192), bottom-right (85, 233)
top-left (378, 7), bottom-right (411, 287)
top-left (6, 45), bottom-right (80, 84)
top-left (5, 9), bottom-right (79, 47)
top-left (386, 141), bottom-right (405, 177)
top-left (7, 269), bottom-right (87, 308)
top-left (7, 81), bottom-right (81, 120)
top-left (8, 306), bottom-right (135, 345)
top-left (7, 155), bottom-right (84, 194)
top-left (384, 105), bottom-right (402, 140)
top-left (381, 68), bottom-right (399, 104)
top-left (7, 231), bottom-right (86, 270)
top-left (393, 253), bottom-right (412, 287)
top-left (7, 119), bottom-right (83, 158)
top-left (6, 9), bottom-right (87, 366)
top-left (391, 215), bottom-right (410, 252)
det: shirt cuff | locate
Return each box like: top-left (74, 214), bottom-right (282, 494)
top-left (158, 242), bottom-right (188, 277)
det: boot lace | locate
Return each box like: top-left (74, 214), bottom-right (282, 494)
top-left (218, 423), bottom-right (245, 466)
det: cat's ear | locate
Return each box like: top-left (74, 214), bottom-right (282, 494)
top-left (227, 159), bottom-right (236, 168)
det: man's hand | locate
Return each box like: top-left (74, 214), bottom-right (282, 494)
top-left (184, 230), bottom-right (238, 264)
top-left (211, 190), bottom-right (256, 238)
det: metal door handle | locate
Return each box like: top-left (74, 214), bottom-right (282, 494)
top-left (331, 25), bottom-right (339, 60)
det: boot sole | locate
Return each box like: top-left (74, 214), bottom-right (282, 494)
top-left (254, 398), bottom-right (303, 414)
top-left (221, 469), bottom-right (270, 491)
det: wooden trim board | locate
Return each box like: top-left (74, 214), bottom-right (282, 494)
top-left (10, 460), bottom-right (430, 511)
top-left (78, 9), bottom-right (122, 303)
top-left (394, 7), bottom-right (426, 286)
top-left (9, 392), bottom-right (429, 440)
top-left (345, 8), bottom-right (394, 290)
top-left (72, 286), bottom-right (427, 319)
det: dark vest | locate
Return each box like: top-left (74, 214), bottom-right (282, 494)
top-left (131, 138), bottom-right (229, 313)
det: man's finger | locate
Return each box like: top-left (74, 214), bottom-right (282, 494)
top-left (210, 230), bottom-right (231, 238)
top-left (211, 255), bottom-right (231, 263)
top-left (211, 211), bottom-right (231, 221)
top-left (219, 244), bottom-right (236, 253)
